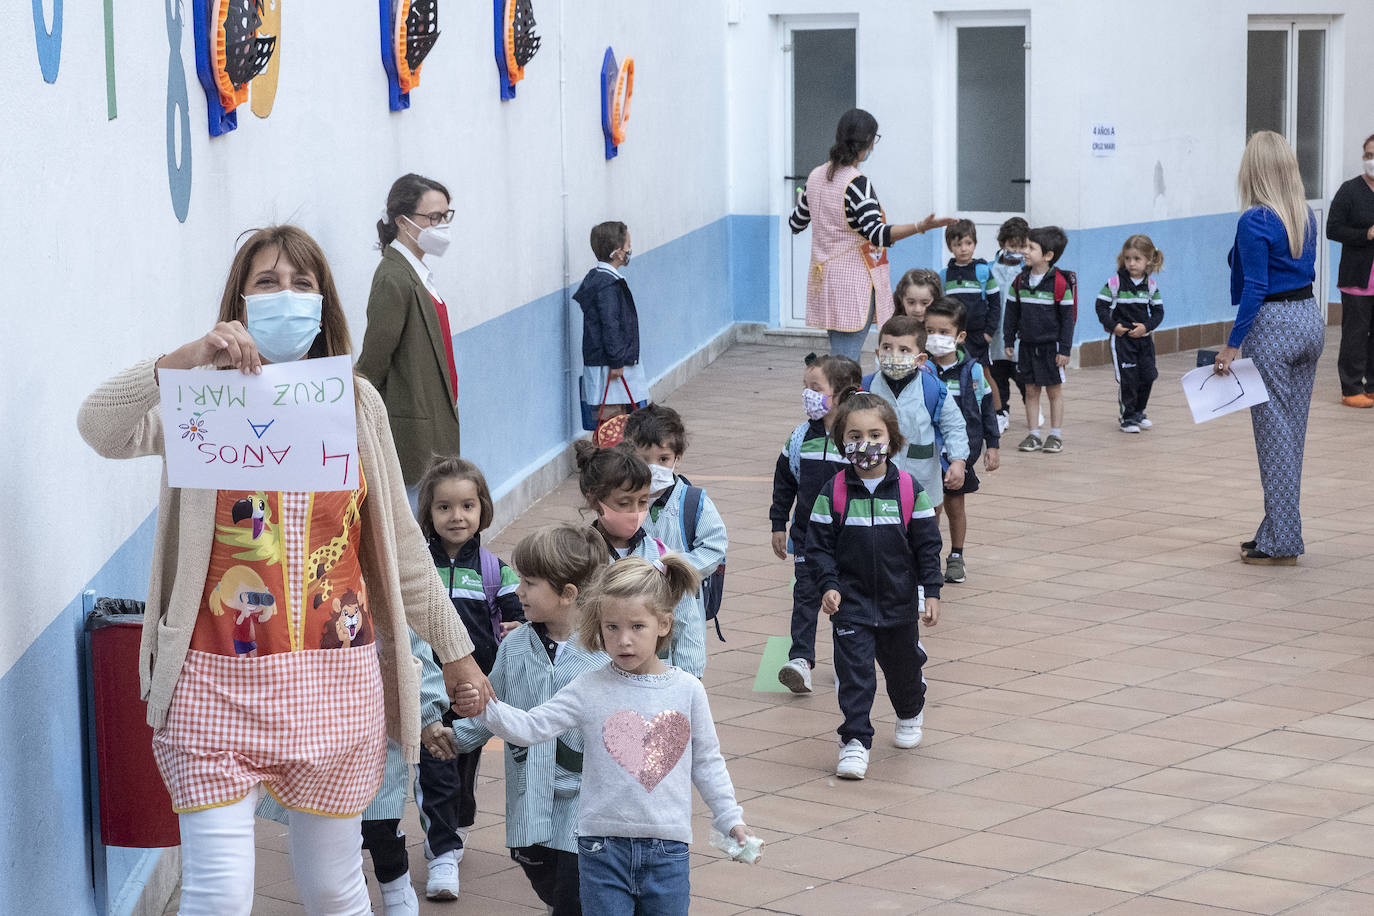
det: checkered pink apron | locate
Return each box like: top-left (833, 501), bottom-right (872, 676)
top-left (804, 163), bottom-right (893, 332)
top-left (153, 484), bottom-right (386, 815)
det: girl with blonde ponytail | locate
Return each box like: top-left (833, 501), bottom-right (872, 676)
top-left (1217, 130), bottom-right (1322, 565)
top-left (453, 549), bottom-right (759, 912)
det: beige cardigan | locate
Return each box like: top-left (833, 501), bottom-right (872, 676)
top-left (77, 357), bottom-right (475, 764)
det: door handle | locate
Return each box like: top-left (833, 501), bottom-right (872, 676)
top-left (784, 175), bottom-right (809, 181)
top-left (1011, 178), bottom-right (1030, 184)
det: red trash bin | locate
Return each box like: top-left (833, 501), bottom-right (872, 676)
top-left (87, 600), bottom-right (180, 847)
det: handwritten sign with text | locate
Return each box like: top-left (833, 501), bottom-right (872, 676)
top-left (158, 356), bottom-right (360, 491)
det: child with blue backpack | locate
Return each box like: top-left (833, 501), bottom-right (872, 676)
top-left (769, 353), bottom-right (862, 693)
top-left (414, 456), bottom-right (524, 900)
top-left (622, 405), bottom-right (728, 676)
top-left (806, 391), bottom-right (944, 780)
top-left (940, 219), bottom-right (1001, 368)
top-left (865, 315), bottom-right (969, 509)
top-left (924, 298), bottom-right (1001, 584)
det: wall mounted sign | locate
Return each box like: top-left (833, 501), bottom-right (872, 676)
top-left (494, 0), bottom-right (539, 100)
top-left (600, 47), bottom-right (633, 159)
top-left (249, 0), bottom-right (281, 117)
top-left (192, 0), bottom-right (278, 136)
top-left (380, 0), bottom-right (439, 111)
top-left (32, 0), bottom-right (63, 84)
top-left (165, 0), bottom-right (193, 222)
top-left (1091, 122), bottom-right (1118, 157)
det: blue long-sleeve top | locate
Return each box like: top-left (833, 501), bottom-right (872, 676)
top-left (1227, 206), bottom-right (1317, 348)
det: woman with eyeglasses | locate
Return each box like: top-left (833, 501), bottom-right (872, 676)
top-left (357, 173), bottom-right (462, 509)
top-left (789, 108), bottom-right (956, 362)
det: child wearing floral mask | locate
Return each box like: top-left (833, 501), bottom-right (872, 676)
top-left (863, 315), bottom-right (969, 514)
top-left (622, 405), bottom-right (728, 677)
top-left (768, 354), bottom-right (861, 694)
top-left (924, 299), bottom-right (1000, 586)
top-left (804, 391), bottom-right (944, 780)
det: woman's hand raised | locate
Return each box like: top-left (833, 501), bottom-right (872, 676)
top-left (915, 214), bottom-right (960, 235)
top-left (157, 321), bottom-right (263, 377)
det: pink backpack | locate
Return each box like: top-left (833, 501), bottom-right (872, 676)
top-left (829, 470), bottom-right (916, 527)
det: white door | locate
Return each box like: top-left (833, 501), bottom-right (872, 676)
top-left (780, 18), bottom-right (857, 327)
top-left (936, 14), bottom-right (1030, 262)
top-left (1247, 19), bottom-right (1333, 308)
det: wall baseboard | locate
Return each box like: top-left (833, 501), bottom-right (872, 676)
top-left (130, 848), bottom-right (180, 916)
top-left (488, 322), bottom-right (760, 537)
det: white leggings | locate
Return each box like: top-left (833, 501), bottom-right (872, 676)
top-left (177, 787), bottom-right (371, 916)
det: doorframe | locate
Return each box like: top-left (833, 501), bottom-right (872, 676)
top-left (1248, 14), bottom-right (1343, 311)
top-left (932, 9), bottom-right (1032, 255)
top-left (773, 12), bottom-right (861, 328)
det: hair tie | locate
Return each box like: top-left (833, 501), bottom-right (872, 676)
top-left (650, 538), bottom-right (668, 574)
top-left (651, 557), bottom-right (666, 574)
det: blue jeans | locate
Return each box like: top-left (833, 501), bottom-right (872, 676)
top-left (577, 835), bottom-right (690, 915)
top-left (824, 293), bottom-right (877, 363)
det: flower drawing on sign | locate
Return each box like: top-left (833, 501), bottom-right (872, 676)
top-left (180, 411), bottom-right (212, 442)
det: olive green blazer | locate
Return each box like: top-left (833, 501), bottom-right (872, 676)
top-left (355, 247), bottom-right (460, 484)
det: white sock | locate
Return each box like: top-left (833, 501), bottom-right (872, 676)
top-left (1050, 428), bottom-right (1062, 438)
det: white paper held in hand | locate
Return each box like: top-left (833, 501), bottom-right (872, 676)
top-left (157, 355), bottom-right (359, 490)
top-left (1180, 358), bottom-right (1270, 424)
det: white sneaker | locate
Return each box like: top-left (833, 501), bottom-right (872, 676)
top-left (380, 873), bottom-right (420, 915)
top-left (426, 849), bottom-right (461, 900)
top-left (777, 658), bottom-right (813, 694)
top-left (1138, 417), bottom-right (1153, 429)
top-left (1119, 422), bottom-right (1140, 434)
top-left (837, 739), bottom-right (869, 779)
top-left (995, 411), bottom-right (1010, 435)
top-left (894, 713), bottom-right (924, 748)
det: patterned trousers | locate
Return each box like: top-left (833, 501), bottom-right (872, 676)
top-left (1242, 299), bottom-right (1325, 557)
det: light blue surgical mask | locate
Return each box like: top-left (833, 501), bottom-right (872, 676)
top-left (244, 290), bottom-right (324, 364)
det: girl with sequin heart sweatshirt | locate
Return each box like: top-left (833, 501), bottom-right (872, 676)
top-left (456, 551), bottom-right (752, 914)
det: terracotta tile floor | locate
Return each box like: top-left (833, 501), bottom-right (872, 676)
top-left (194, 329), bottom-right (1374, 914)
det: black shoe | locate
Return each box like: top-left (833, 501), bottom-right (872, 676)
top-left (1241, 548), bottom-right (1296, 566)
top-left (1240, 540), bottom-right (1256, 551)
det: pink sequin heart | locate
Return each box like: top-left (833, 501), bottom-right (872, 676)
top-left (602, 709), bottom-right (691, 792)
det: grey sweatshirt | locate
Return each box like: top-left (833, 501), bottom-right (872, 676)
top-left (475, 663), bottom-right (744, 843)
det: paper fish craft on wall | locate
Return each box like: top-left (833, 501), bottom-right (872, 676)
top-left (192, 0), bottom-right (278, 136)
top-left (380, 0), bottom-right (440, 111)
top-left (600, 47), bottom-right (633, 159)
top-left (494, 0), bottom-right (540, 100)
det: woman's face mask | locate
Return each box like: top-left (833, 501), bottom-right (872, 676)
top-left (1363, 158), bottom-right (1374, 179)
top-left (402, 215), bottom-right (452, 257)
top-left (243, 290), bottom-right (323, 364)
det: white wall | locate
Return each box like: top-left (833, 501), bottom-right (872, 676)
top-left (728, 0), bottom-right (1374, 242)
top-left (2, 0), bottom-right (729, 676)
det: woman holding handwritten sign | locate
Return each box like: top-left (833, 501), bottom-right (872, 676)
top-left (78, 226), bottom-right (493, 915)
top-left (1214, 132), bottom-right (1320, 566)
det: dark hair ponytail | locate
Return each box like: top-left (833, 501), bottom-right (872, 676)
top-left (826, 108), bottom-right (879, 180)
top-left (377, 173), bottom-right (451, 250)
top-left (573, 440), bottom-right (651, 506)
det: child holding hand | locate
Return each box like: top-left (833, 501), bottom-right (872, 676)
top-left (454, 555), bottom-right (755, 915)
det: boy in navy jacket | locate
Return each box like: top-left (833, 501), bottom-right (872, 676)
top-left (575, 221), bottom-right (645, 419)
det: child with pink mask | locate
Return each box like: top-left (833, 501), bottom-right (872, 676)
top-left (574, 440), bottom-right (716, 678)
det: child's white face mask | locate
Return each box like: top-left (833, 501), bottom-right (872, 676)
top-left (925, 335), bottom-right (958, 358)
top-left (648, 463), bottom-right (676, 495)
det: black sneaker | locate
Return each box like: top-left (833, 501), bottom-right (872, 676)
top-left (1017, 433), bottom-right (1043, 452)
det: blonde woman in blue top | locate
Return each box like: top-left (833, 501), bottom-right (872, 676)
top-left (1214, 131), bottom-right (1321, 565)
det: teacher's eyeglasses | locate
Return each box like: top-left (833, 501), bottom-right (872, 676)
top-left (412, 209), bottom-right (455, 226)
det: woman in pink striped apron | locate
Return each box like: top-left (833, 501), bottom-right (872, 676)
top-left (789, 108), bottom-right (955, 362)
